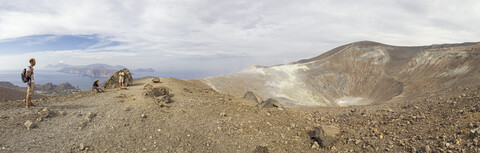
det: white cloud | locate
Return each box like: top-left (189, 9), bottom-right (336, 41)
top-left (0, 0), bottom-right (479, 74)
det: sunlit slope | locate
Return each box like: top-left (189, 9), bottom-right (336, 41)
top-left (203, 41), bottom-right (480, 107)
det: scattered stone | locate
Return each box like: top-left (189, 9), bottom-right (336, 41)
top-left (422, 145), bottom-right (432, 153)
top-left (470, 127), bottom-right (480, 137)
top-left (78, 121), bottom-right (88, 129)
top-left (152, 77), bottom-right (161, 83)
top-left (243, 91), bottom-right (263, 104)
top-left (24, 120), bottom-right (35, 130)
top-left (310, 125), bottom-right (340, 147)
top-left (37, 108), bottom-right (51, 118)
top-left (85, 112), bottom-right (96, 121)
top-left (141, 114), bottom-right (147, 118)
top-left (252, 146), bottom-right (269, 153)
top-left (258, 98), bottom-right (284, 109)
top-left (123, 107), bottom-right (132, 111)
top-left (311, 141), bottom-right (320, 149)
top-left (58, 111), bottom-right (67, 116)
top-left (183, 88), bottom-right (192, 93)
top-left (155, 95), bottom-right (172, 104)
top-left (79, 143), bottom-right (86, 151)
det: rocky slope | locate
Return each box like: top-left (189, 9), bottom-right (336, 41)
top-left (202, 41), bottom-right (480, 107)
top-left (1, 77), bottom-right (480, 152)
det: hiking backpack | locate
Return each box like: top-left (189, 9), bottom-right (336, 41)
top-left (21, 66), bottom-right (31, 83)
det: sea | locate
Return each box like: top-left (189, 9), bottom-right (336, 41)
top-left (0, 70), bottom-right (225, 90)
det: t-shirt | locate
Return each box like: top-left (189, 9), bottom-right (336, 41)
top-left (26, 66), bottom-right (35, 83)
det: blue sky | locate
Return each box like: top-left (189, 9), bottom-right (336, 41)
top-left (0, 0), bottom-right (479, 76)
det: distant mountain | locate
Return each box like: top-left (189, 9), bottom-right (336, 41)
top-left (45, 63), bottom-right (73, 70)
top-left (58, 63), bottom-right (154, 77)
top-left (58, 63), bottom-right (125, 77)
top-left (132, 68), bottom-right (155, 72)
top-left (0, 81), bottom-right (81, 96)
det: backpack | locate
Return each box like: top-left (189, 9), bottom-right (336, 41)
top-left (21, 66), bottom-right (31, 83)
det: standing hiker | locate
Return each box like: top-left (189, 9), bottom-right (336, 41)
top-left (119, 70), bottom-right (125, 88)
top-left (25, 58), bottom-right (36, 109)
top-left (92, 79), bottom-right (104, 92)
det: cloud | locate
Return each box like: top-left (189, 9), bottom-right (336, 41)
top-left (0, 0), bottom-right (479, 75)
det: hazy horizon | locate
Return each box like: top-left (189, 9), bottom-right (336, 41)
top-left (1, 0), bottom-right (479, 74)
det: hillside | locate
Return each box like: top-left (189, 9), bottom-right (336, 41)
top-left (1, 77), bottom-right (480, 152)
top-left (202, 41), bottom-right (480, 107)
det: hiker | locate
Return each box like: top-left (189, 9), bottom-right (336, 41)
top-left (25, 58), bottom-right (36, 109)
top-left (119, 70), bottom-right (125, 88)
top-left (92, 79), bottom-right (104, 92)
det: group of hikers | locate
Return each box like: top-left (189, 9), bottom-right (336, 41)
top-left (23, 58), bottom-right (127, 109)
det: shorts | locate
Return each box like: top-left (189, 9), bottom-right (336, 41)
top-left (119, 77), bottom-right (124, 83)
top-left (27, 83), bottom-right (35, 97)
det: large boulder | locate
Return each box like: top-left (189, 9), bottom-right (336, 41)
top-left (258, 98), bottom-right (284, 109)
top-left (243, 91), bottom-right (263, 104)
top-left (103, 68), bottom-right (133, 89)
top-left (310, 125), bottom-right (340, 148)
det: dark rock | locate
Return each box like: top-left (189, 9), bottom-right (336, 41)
top-left (152, 77), bottom-right (161, 83)
top-left (103, 69), bottom-right (133, 89)
top-left (258, 98), bottom-right (284, 109)
top-left (310, 125), bottom-right (340, 147)
top-left (148, 87), bottom-right (170, 97)
top-left (243, 91), bottom-right (263, 104)
top-left (252, 146), bottom-right (269, 153)
top-left (470, 127), bottom-right (480, 137)
top-left (155, 95), bottom-right (172, 104)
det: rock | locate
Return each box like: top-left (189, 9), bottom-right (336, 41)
top-left (79, 143), bottom-right (86, 151)
top-left (123, 107), bottom-right (132, 111)
top-left (141, 114), bottom-right (147, 118)
top-left (85, 112), bottom-right (96, 121)
top-left (311, 141), bottom-right (320, 149)
top-left (470, 127), bottom-right (480, 137)
top-left (252, 146), bottom-right (269, 153)
top-left (24, 120), bottom-right (35, 130)
top-left (310, 125), bottom-right (340, 147)
top-left (37, 108), bottom-right (51, 118)
top-left (143, 84), bottom-right (153, 90)
top-left (258, 98), bottom-right (284, 109)
top-left (422, 145), bottom-right (431, 153)
top-left (103, 68), bottom-right (133, 89)
top-left (148, 87), bottom-right (170, 97)
top-left (243, 91), bottom-right (263, 104)
top-left (58, 111), bottom-right (67, 116)
top-left (155, 95), bottom-right (172, 104)
top-left (152, 77), bottom-right (161, 83)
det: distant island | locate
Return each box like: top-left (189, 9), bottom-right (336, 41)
top-left (46, 63), bottom-right (155, 77)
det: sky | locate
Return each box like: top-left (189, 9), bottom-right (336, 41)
top-left (0, 0), bottom-right (479, 77)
